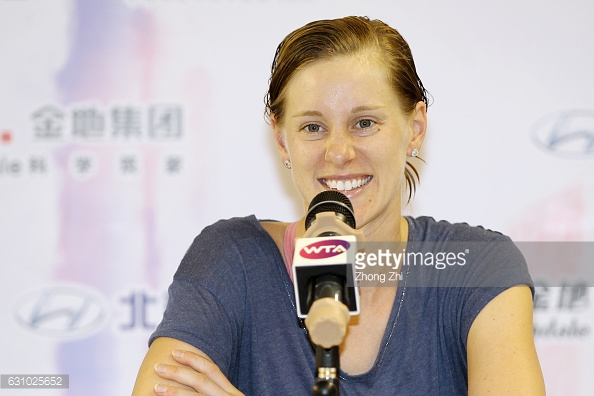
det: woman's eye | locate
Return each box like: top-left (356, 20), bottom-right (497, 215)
top-left (356, 119), bottom-right (375, 129)
top-left (304, 124), bottom-right (322, 133)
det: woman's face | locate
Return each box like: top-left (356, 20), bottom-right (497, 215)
top-left (273, 52), bottom-right (426, 232)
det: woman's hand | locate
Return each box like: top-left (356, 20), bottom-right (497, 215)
top-left (152, 349), bottom-right (244, 396)
top-left (131, 337), bottom-right (242, 396)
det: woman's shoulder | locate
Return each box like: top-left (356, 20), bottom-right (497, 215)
top-left (194, 215), bottom-right (282, 240)
top-left (201, 214), bottom-right (261, 233)
top-left (182, 216), bottom-right (274, 258)
top-left (175, 216), bottom-right (284, 279)
top-left (406, 215), bottom-right (511, 242)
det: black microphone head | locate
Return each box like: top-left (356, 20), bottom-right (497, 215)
top-left (305, 191), bottom-right (356, 230)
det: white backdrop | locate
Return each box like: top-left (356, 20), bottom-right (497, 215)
top-left (1, 0), bottom-right (593, 394)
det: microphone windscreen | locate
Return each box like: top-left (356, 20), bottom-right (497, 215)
top-left (305, 191), bottom-right (356, 230)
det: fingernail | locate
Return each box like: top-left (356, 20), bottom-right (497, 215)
top-left (172, 350), bottom-right (183, 358)
top-left (154, 363), bottom-right (165, 374)
top-left (154, 383), bottom-right (167, 393)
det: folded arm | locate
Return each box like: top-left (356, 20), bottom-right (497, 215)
top-left (131, 337), bottom-right (243, 396)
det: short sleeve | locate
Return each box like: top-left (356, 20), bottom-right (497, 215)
top-left (406, 217), bottom-right (534, 350)
top-left (149, 219), bottom-right (249, 376)
top-left (457, 234), bottom-right (534, 347)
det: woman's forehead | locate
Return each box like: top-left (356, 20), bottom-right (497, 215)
top-left (284, 55), bottom-right (395, 107)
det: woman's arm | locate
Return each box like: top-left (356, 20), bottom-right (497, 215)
top-left (131, 337), bottom-right (243, 396)
top-left (467, 285), bottom-right (545, 395)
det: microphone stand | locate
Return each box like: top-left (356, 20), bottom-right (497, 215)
top-left (312, 345), bottom-right (340, 396)
top-left (309, 273), bottom-right (344, 396)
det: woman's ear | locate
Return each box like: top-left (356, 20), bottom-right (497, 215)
top-left (271, 114), bottom-right (289, 158)
top-left (408, 101), bottom-right (427, 154)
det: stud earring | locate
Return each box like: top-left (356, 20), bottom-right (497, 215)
top-left (283, 160), bottom-right (292, 169)
top-left (411, 149), bottom-right (419, 157)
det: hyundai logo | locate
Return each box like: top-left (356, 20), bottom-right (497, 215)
top-left (13, 285), bottom-right (108, 338)
top-left (531, 110), bottom-right (594, 158)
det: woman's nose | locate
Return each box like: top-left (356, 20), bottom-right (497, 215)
top-left (324, 129), bottom-right (356, 166)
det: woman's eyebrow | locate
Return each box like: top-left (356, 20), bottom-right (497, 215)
top-left (351, 105), bottom-right (383, 113)
top-left (292, 106), bottom-right (384, 118)
top-left (293, 110), bottom-right (323, 118)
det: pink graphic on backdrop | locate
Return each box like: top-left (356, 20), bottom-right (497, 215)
top-left (49, 0), bottom-right (216, 392)
top-left (508, 185), bottom-right (589, 396)
top-left (509, 185), bottom-right (584, 242)
top-left (55, 1), bottom-right (161, 288)
top-left (56, 2), bottom-right (159, 103)
top-left (53, 1), bottom-right (161, 395)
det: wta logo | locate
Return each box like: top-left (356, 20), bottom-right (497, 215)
top-left (299, 239), bottom-right (350, 259)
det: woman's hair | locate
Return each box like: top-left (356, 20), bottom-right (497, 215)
top-left (265, 16), bottom-right (429, 201)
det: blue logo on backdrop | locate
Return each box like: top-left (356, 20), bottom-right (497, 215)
top-left (531, 110), bottom-right (594, 158)
top-left (13, 285), bottom-right (108, 338)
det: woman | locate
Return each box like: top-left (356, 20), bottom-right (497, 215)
top-left (132, 16), bottom-right (545, 395)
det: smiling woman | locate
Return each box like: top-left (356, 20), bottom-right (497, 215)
top-left (132, 16), bottom-right (545, 396)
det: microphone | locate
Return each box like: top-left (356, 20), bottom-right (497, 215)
top-left (303, 190), bottom-right (358, 238)
top-left (292, 191), bottom-right (364, 396)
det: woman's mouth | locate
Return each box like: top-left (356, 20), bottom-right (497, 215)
top-left (320, 176), bottom-right (372, 192)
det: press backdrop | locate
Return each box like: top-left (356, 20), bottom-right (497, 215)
top-left (1, 0), bottom-right (593, 394)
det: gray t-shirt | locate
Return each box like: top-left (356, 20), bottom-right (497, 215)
top-left (150, 215), bottom-right (533, 395)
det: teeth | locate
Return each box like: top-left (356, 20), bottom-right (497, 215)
top-left (324, 176), bottom-right (371, 191)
